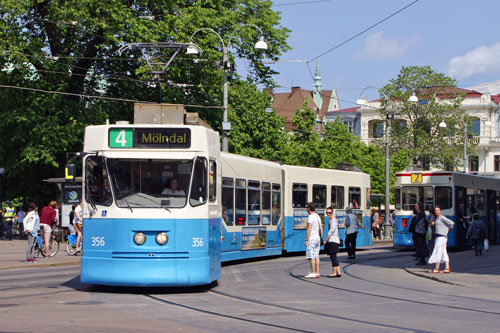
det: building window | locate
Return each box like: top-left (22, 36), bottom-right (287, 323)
top-left (469, 155), bottom-right (479, 172)
top-left (369, 120), bottom-right (384, 138)
top-left (495, 155), bottom-right (500, 171)
top-left (471, 118), bottom-right (480, 136)
top-left (343, 120), bottom-right (353, 133)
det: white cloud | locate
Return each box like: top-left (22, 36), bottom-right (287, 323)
top-left (358, 31), bottom-right (411, 60)
top-left (448, 42), bottom-right (500, 80)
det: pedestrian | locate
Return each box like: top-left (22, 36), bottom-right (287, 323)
top-left (466, 213), bottom-right (487, 256)
top-left (324, 207), bottom-right (341, 277)
top-left (344, 206), bottom-right (359, 259)
top-left (68, 204), bottom-right (77, 236)
top-left (23, 203), bottom-right (40, 263)
top-left (17, 206), bottom-right (26, 239)
top-left (389, 210), bottom-right (395, 238)
top-left (456, 203), bottom-right (466, 248)
top-left (3, 201), bottom-right (16, 241)
top-left (427, 207), bottom-right (436, 254)
top-left (408, 207), bottom-right (418, 259)
top-left (39, 201), bottom-right (57, 256)
top-left (371, 208), bottom-right (380, 240)
top-left (304, 202), bottom-right (322, 279)
top-left (427, 205), bottom-right (454, 273)
top-left (0, 208), bottom-right (3, 239)
top-left (412, 202), bottom-right (428, 266)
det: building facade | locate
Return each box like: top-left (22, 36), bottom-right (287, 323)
top-left (271, 61), bottom-right (340, 134)
top-left (325, 86), bottom-right (500, 176)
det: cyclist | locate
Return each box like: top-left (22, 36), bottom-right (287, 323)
top-left (74, 200), bottom-right (83, 252)
top-left (39, 201), bottom-right (57, 256)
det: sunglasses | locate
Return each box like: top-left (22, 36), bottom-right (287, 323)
top-left (326, 212), bottom-right (333, 215)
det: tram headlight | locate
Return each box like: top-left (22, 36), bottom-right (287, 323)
top-left (156, 232), bottom-right (168, 245)
top-left (133, 232), bottom-right (147, 245)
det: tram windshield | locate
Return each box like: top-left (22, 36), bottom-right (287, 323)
top-left (103, 158), bottom-right (204, 208)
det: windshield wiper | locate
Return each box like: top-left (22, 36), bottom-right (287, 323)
top-left (111, 174), bottom-right (133, 213)
top-left (133, 192), bottom-right (171, 213)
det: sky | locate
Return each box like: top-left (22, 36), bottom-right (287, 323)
top-left (263, 0), bottom-right (500, 109)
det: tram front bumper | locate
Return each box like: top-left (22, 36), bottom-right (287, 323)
top-left (80, 256), bottom-right (215, 287)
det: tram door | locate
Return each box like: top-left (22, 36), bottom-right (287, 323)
top-left (487, 190), bottom-right (497, 243)
top-left (455, 187), bottom-right (466, 247)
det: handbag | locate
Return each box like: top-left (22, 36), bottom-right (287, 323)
top-left (339, 238), bottom-right (344, 247)
top-left (324, 242), bottom-right (330, 253)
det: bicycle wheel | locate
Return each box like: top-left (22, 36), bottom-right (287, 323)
top-left (46, 239), bottom-right (59, 257)
top-left (66, 240), bottom-right (78, 256)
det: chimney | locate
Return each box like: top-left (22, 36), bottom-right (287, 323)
top-left (291, 86), bottom-right (301, 94)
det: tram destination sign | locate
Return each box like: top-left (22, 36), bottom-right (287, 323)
top-left (109, 128), bottom-right (191, 149)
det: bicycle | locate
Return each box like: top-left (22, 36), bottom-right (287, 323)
top-left (33, 225), bottom-right (60, 257)
top-left (66, 233), bottom-right (81, 256)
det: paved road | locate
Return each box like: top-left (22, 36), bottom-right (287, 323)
top-left (1, 240), bottom-right (499, 332)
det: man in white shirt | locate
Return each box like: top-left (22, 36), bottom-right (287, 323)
top-left (304, 202), bottom-right (322, 278)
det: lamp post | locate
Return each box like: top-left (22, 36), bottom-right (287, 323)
top-left (439, 116), bottom-right (491, 173)
top-left (186, 25), bottom-right (268, 152)
top-left (358, 87), bottom-right (417, 239)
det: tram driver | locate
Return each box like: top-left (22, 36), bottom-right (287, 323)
top-left (161, 178), bottom-right (186, 197)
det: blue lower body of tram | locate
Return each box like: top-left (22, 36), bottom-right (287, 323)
top-left (81, 218), bottom-right (221, 287)
top-left (283, 215), bottom-right (372, 253)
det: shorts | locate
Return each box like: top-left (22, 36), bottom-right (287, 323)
top-left (41, 224), bottom-right (52, 234)
top-left (306, 238), bottom-right (321, 259)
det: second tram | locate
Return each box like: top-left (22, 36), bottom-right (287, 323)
top-left (393, 171), bottom-right (500, 248)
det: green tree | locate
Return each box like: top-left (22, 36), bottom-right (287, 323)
top-left (379, 66), bottom-right (468, 170)
top-left (227, 81), bottom-right (288, 161)
top-left (0, 0), bottom-right (290, 202)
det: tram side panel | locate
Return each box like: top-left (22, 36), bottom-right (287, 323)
top-left (219, 153), bottom-right (283, 262)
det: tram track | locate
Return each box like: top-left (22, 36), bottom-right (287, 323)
top-left (287, 253), bottom-right (500, 317)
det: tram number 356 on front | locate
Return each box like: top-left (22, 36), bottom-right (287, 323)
top-left (91, 237), bottom-right (106, 247)
top-left (192, 237), bottom-right (204, 247)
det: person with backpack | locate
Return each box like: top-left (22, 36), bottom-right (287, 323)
top-left (344, 206), bottom-right (359, 259)
top-left (412, 202), bottom-right (429, 266)
top-left (466, 213), bottom-right (487, 256)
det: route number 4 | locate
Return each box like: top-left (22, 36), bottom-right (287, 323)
top-left (109, 129), bottom-right (133, 148)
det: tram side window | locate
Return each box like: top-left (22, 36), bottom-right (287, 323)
top-left (466, 188), bottom-right (476, 216)
top-left (476, 189), bottom-right (485, 211)
top-left (85, 156), bottom-right (112, 206)
top-left (272, 183), bottom-right (281, 225)
top-left (313, 185), bottom-right (327, 208)
top-left (402, 186), bottom-right (433, 211)
top-left (222, 177), bottom-right (234, 225)
top-left (262, 182), bottom-right (271, 225)
top-left (236, 179), bottom-right (246, 225)
top-left (190, 157), bottom-right (207, 207)
top-left (435, 186), bottom-right (452, 210)
top-left (292, 183), bottom-right (308, 208)
top-left (209, 160), bottom-right (217, 202)
top-left (349, 187), bottom-right (361, 209)
top-left (331, 186), bottom-right (345, 209)
top-left (395, 187), bottom-right (401, 210)
top-left (248, 181), bottom-right (261, 225)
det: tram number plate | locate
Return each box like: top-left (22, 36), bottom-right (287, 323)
top-left (411, 173), bottom-right (423, 183)
top-left (192, 237), bottom-right (204, 247)
top-left (91, 237), bottom-right (106, 247)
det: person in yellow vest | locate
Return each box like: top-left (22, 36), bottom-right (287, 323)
top-left (3, 201), bottom-right (17, 241)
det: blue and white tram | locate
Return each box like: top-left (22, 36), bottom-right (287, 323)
top-left (393, 171), bottom-right (500, 248)
top-left (78, 103), bottom-right (372, 287)
top-left (282, 165), bottom-right (372, 252)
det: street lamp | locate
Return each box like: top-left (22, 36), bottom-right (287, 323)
top-left (439, 116), bottom-right (492, 173)
top-left (187, 25), bottom-right (268, 152)
top-left (357, 87), bottom-right (417, 239)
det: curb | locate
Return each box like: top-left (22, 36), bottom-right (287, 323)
top-left (403, 267), bottom-right (464, 286)
top-left (0, 260), bottom-right (80, 271)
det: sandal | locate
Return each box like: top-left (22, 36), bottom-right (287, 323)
top-left (441, 268), bottom-right (451, 274)
top-left (427, 269), bottom-right (440, 273)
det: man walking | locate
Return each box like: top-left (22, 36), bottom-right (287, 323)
top-left (304, 202), bottom-right (322, 278)
top-left (344, 206), bottom-right (359, 259)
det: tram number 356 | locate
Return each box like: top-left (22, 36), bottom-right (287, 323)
top-left (192, 237), bottom-right (204, 247)
top-left (91, 237), bottom-right (106, 247)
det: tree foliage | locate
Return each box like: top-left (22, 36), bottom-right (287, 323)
top-left (0, 0), bottom-right (290, 203)
top-left (380, 66), bottom-right (469, 169)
